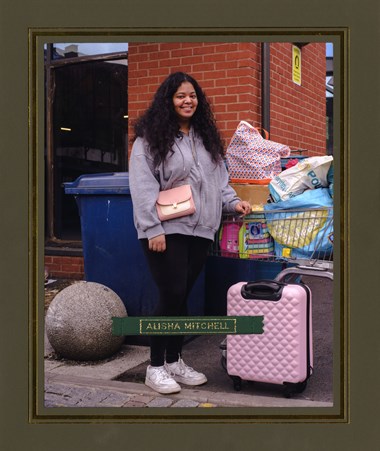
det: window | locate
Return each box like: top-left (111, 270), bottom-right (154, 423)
top-left (45, 44), bottom-right (128, 243)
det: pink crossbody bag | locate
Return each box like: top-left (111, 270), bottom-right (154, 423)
top-left (156, 184), bottom-right (196, 221)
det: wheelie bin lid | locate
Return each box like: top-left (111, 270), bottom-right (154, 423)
top-left (64, 172), bottom-right (130, 195)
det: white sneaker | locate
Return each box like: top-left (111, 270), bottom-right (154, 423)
top-left (145, 365), bottom-right (181, 394)
top-left (165, 358), bottom-right (207, 386)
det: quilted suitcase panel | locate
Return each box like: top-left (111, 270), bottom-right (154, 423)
top-left (227, 281), bottom-right (312, 385)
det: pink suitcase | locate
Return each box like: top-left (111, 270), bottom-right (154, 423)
top-left (226, 279), bottom-right (313, 397)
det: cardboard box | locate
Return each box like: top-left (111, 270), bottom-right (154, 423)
top-left (229, 183), bottom-right (270, 206)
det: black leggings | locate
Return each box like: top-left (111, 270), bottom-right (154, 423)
top-left (141, 234), bottom-right (211, 366)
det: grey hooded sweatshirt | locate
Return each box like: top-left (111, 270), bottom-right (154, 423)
top-left (129, 128), bottom-right (241, 242)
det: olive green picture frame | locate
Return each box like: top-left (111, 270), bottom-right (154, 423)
top-left (1, 0), bottom-right (379, 449)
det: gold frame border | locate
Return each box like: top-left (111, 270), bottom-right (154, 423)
top-left (29, 26), bottom-right (349, 424)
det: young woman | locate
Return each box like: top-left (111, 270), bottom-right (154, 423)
top-left (129, 72), bottom-right (251, 394)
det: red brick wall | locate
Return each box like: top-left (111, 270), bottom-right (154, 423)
top-left (45, 255), bottom-right (84, 280)
top-left (128, 42), bottom-right (262, 148)
top-left (46, 42), bottom-right (327, 278)
top-left (128, 42), bottom-right (326, 156)
top-left (270, 43), bottom-right (327, 155)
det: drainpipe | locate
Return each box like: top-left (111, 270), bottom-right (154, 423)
top-left (261, 42), bottom-right (270, 135)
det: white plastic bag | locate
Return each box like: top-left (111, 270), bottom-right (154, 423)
top-left (269, 156), bottom-right (333, 202)
top-left (264, 187), bottom-right (333, 259)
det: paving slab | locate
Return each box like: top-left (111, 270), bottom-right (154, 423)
top-left (146, 397), bottom-right (176, 408)
top-left (45, 344), bottom-right (150, 380)
top-left (171, 399), bottom-right (200, 408)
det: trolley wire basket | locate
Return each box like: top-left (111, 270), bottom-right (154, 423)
top-left (212, 206), bottom-right (334, 272)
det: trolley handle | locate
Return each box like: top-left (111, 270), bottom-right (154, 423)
top-left (274, 266), bottom-right (333, 282)
top-left (242, 280), bottom-right (286, 301)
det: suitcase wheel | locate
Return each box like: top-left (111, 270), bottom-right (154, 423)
top-left (220, 355), bottom-right (227, 372)
top-left (231, 375), bottom-right (242, 391)
top-left (284, 380), bottom-right (308, 398)
top-left (221, 356), bottom-right (242, 391)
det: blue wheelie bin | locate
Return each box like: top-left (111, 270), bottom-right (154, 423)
top-left (64, 172), bottom-right (205, 322)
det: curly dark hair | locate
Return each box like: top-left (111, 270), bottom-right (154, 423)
top-left (133, 72), bottom-right (225, 167)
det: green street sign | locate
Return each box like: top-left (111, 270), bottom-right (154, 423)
top-left (112, 316), bottom-right (264, 336)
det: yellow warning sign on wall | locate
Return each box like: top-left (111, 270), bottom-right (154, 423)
top-left (292, 45), bottom-right (301, 86)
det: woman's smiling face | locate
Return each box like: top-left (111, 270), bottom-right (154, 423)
top-left (172, 82), bottom-right (198, 124)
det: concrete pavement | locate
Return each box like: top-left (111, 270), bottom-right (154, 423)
top-left (44, 275), bottom-right (334, 409)
top-left (44, 370), bottom-right (332, 408)
top-left (44, 339), bottom-right (332, 409)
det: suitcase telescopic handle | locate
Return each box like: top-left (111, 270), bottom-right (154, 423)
top-left (241, 280), bottom-right (286, 301)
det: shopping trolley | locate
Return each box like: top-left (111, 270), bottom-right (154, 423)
top-left (214, 205), bottom-right (334, 280)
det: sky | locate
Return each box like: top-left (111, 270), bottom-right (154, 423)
top-left (53, 43), bottom-right (128, 55)
top-left (326, 43), bottom-right (333, 57)
top-left (54, 42), bottom-right (334, 57)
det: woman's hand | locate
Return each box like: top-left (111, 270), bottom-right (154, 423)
top-left (234, 201), bottom-right (251, 216)
top-left (148, 234), bottom-right (166, 252)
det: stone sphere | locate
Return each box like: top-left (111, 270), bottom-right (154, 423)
top-left (46, 281), bottom-right (127, 361)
